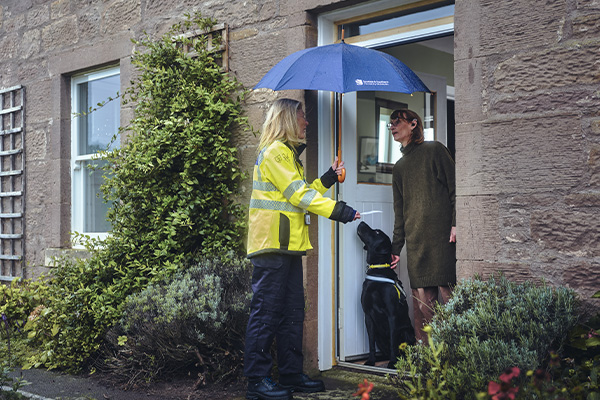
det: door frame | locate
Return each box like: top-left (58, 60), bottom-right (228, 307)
top-left (316, 3), bottom-right (455, 371)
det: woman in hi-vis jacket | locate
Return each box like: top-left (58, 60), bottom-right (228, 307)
top-left (244, 98), bottom-right (360, 400)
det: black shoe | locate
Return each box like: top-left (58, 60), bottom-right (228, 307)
top-left (279, 373), bottom-right (326, 393)
top-left (246, 377), bottom-right (293, 400)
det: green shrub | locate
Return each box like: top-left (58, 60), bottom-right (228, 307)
top-left (394, 275), bottom-right (579, 399)
top-left (21, 11), bottom-right (251, 372)
top-left (0, 279), bottom-right (48, 337)
top-left (97, 253), bottom-right (252, 387)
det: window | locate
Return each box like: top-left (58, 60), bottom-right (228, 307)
top-left (71, 67), bottom-right (120, 241)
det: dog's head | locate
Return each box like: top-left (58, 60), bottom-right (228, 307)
top-left (357, 221), bottom-right (393, 265)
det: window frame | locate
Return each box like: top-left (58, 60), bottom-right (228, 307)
top-left (70, 66), bottom-right (120, 245)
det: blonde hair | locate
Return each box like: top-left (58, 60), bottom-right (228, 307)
top-left (258, 98), bottom-right (304, 152)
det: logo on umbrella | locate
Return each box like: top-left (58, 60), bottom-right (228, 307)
top-left (355, 79), bottom-right (390, 87)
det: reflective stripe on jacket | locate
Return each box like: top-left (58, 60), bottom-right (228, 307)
top-left (247, 141), bottom-right (336, 258)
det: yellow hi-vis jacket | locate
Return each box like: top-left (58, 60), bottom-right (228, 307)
top-left (247, 140), bottom-right (339, 258)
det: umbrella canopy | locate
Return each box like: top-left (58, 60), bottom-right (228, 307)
top-left (254, 41), bottom-right (430, 182)
top-left (254, 41), bottom-right (430, 94)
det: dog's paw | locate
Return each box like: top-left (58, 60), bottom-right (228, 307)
top-left (365, 358), bottom-right (376, 366)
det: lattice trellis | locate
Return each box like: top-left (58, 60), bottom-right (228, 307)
top-left (0, 85), bottom-right (25, 281)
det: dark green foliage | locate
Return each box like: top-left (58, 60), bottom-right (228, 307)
top-left (394, 275), bottom-right (579, 399)
top-left (98, 253), bottom-right (252, 386)
top-left (102, 12), bottom-right (249, 264)
top-left (20, 12), bottom-right (251, 372)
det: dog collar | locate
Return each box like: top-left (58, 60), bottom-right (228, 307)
top-left (368, 264), bottom-right (391, 269)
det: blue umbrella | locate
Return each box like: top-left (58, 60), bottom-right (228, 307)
top-left (254, 41), bottom-right (430, 181)
top-left (255, 41), bottom-right (429, 94)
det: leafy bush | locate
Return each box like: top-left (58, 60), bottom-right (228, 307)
top-left (393, 275), bottom-right (580, 399)
top-left (0, 280), bottom-right (47, 338)
top-left (97, 253), bottom-right (252, 387)
top-left (21, 11), bottom-right (250, 372)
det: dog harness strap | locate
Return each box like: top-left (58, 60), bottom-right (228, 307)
top-left (368, 263), bottom-right (391, 268)
top-left (364, 275), bottom-right (406, 298)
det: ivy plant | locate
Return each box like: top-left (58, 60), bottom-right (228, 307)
top-left (22, 12), bottom-right (251, 372)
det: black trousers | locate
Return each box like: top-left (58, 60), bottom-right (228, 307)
top-left (244, 253), bottom-right (304, 378)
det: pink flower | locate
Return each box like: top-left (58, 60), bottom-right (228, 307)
top-left (488, 381), bottom-right (519, 400)
top-left (489, 367), bottom-right (520, 400)
top-left (499, 367), bottom-right (520, 383)
top-left (353, 379), bottom-right (374, 400)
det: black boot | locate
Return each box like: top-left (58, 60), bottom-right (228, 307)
top-left (246, 377), bottom-right (293, 400)
top-left (279, 373), bottom-right (325, 393)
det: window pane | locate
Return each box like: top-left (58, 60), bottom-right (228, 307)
top-left (77, 74), bottom-right (120, 156)
top-left (82, 159), bottom-right (112, 233)
top-left (340, 4), bottom-right (455, 39)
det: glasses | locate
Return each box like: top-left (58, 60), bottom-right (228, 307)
top-left (387, 117), bottom-right (407, 129)
top-left (387, 117), bottom-right (417, 129)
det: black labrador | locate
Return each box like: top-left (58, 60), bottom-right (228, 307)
top-left (357, 221), bottom-right (415, 369)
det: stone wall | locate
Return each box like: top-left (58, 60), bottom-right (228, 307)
top-left (0, 0), bottom-right (350, 373)
top-left (454, 0), bottom-right (600, 312)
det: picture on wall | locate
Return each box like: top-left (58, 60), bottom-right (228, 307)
top-left (359, 137), bottom-right (378, 173)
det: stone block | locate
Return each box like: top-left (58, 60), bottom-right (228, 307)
top-left (493, 88), bottom-right (600, 118)
top-left (493, 44), bottom-right (600, 93)
top-left (17, 57), bottom-right (48, 83)
top-left (562, 262), bottom-right (600, 292)
top-left (456, 194), bottom-right (500, 261)
top-left (454, 58), bottom-right (487, 124)
top-left (591, 119), bottom-right (600, 136)
top-left (480, 0), bottom-right (565, 55)
top-left (0, 34), bottom-right (17, 60)
top-left (41, 15), bottom-right (78, 51)
top-left (462, 116), bottom-right (586, 195)
top-left (572, 13), bottom-right (600, 38)
top-left (229, 26), bottom-right (306, 87)
top-left (453, 0), bottom-right (481, 61)
top-left (101, 0), bottom-right (141, 35)
top-left (565, 192), bottom-right (600, 207)
top-left (1, 14), bottom-right (25, 33)
top-left (455, 122), bottom-right (486, 196)
top-left (230, 28), bottom-right (259, 42)
top-left (24, 79), bottom-right (52, 124)
top-left (531, 208), bottom-right (600, 257)
top-left (24, 122), bottom-right (49, 161)
top-left (19, 28), bottom-right (41, 59)
top-left (589, 144), bottom-right (600, 187)
top-left (577, 0), bottom-right (600, 10)
top-left (78, 10), bottom-right (101, 38)
top-left (48, 33), bottom-right (132, 74)
top-left (50, 0), bottom-right (70, 20)
top-left (26, 5), bottom-right (49, 29)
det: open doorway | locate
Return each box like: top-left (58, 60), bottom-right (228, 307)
top-left (316, 2), bottom-right (455, 372)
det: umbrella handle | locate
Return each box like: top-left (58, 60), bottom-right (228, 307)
top-left (338, 168), bottom-right (346, 183)
top-left (337, 148), bottom-right (346, 183)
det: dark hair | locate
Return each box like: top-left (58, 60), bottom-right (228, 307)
top-left (391, 109), bottom-right (424, 145)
